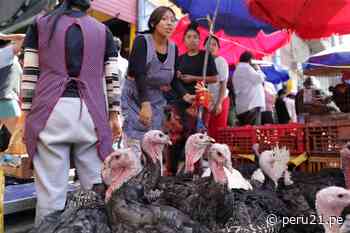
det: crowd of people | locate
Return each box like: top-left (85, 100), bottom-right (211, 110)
top-left (0, 0), bottom-right (349, 228)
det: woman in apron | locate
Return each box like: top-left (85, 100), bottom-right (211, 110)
top-left (22, 0), bottom-right (121, 225)
top-left (122, 6), bottom-right (194, 169)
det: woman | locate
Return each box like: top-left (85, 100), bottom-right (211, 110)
top-left (166, 24), bottom-right (218, 175)
top-left (22, 0), bottom-right (121, 225)
top-left (205, 35), bottom-right (230, 139)
top-left (121, 6), bottom-right (194, 169)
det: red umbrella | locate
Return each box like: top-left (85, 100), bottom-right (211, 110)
top-left (171, 16), bottom-right (290, 65)
top-left (247, 0), bottom-right (350, 39)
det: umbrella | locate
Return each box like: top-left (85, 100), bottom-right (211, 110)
top-left (247, 0), bottom-right (350, 39)
top-left (171, 16), bottom-right (290, 65)
top-left (170, 0), bottom-right (278, 37)
top-left (303, 44), bottom-right (350, 76)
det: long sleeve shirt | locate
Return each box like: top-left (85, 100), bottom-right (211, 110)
top-left (233, 62), bottom-right (266, 114)
top-left (22, 11), bottom-right (121, 114)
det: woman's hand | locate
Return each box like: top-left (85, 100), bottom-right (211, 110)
top-left (139, 102), bottom-right (152, 127)
top-left (109, 112), bottom-right (122, 142)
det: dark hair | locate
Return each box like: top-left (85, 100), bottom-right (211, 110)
top-left (47, 0), bottom-right (91, 45)
top-left (239, 51), bottom-right (253, 63)
top-left (0, 40), bottom-right (10, 48)
top-left (278, 89), bottom-right (287, 97)
top-left (204, 35), bottom-right (220, 48)
top-left (145, 6), bottom-right (175, 34)
top-left (183, 22), bottom-right (200, 40)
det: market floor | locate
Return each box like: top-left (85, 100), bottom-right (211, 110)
top-left (5, 209), bottom-right (35, 233)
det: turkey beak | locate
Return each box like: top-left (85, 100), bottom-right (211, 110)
top-left (208, 137), bottom-right (216, 144)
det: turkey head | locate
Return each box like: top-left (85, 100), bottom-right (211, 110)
top-left (207, 143), bottom-right (252, 190)
top-left (207, 143), bottom-right (232, 184)
top-left (141, 130), bottom-right (172, 176)
top-left (185, 133), bottom-right (215, 173)
top-left (316, 186), bottom-right (350, 233)
top-left (102, 148), bottom-right (140, 202)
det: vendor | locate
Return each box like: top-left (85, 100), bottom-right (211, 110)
top-left (205, 35), bottom-right (230, 139)
top-left (22, 0), bottom-right (121, 225)
top-left (121, 6), bottom-right (194, 170)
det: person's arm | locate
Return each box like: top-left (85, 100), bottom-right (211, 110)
top-left (170, 46), bottom-right (187, 98)
top-left (215, 57), bottom-right (229, 110)
top-left (104, 28), bottom-right (121, 116)
top-left (21, 23), bottom-right (39, 112)
top-left (180, 52), bottom-right (218, 84)
top-left (171, 46), bottom-right (195, 103)
top-left (245, 64), bottom-right (265, 85)
top-left (128, 36), bottom-right (150, 104)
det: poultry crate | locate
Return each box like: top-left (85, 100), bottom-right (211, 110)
top-left (305, 120), bottom-right (350, 156)
top-left (306, 155), bottom-right (340, 173)
top-left (216, 123), bottom-right (305, 156)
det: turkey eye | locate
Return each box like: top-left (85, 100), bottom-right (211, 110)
top-left (338, 194), bottom-right (344, 198)
top-left (199, 135), bottom-right (204, 139)
top-left (217, 151), bottom-right (223, 157)
top-left (159, 134), bottom-right (164, 138)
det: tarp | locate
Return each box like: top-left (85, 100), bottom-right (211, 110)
top-left (303, 44), bottom-right (350, 76)
top-left (171, 16), bottom-right (290, 65)
top-left (248, 0), bottom-right (350, 39)
top-left (170, 0), bottom-right (277, 37)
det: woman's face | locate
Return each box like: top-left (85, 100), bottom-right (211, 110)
top-left (154, 10), bottom-right (176, 38)
top-left (184, 30), bottom-right (200, 51)
top-left (208, 39), bottom-right (219, 55)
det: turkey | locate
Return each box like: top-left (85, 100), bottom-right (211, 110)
top-left (29, 190), bottom-right (111, 233)
top-left (316, 186), bottom-right (350, 233)
top-left (103, 130), bottom-right (210, 233)
top-left (103, 129), bottom-right (171, 204)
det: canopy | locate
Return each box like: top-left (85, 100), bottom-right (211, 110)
top-left (248, 0), bottom-right (350, 39)
top-left (171, 16), bottom-right (290, 65)
top-left (0, 0), bottom-right (49, 33)
top-left (303, 44), bottom-right (350, 76)
top-left (170, 0), bottom-right (278, 37)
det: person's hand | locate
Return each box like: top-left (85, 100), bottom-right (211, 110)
top-left (182, 93), bottom-right (195, 104)
top-left (0, 33), bottom-right (25, 54)
top-left (195, 81), bottom-right (207, 92)
top-left (176, 71), bottom-right (182, 79)
top-left (213, 102), bottom-right (222, 116)
top-left (109, 112), bottom-right (122, 142)
top-left (139, 102), bottom-right (152, 127)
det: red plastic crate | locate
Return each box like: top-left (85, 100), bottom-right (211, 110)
top-left (217, 123), bottom-right (305, 155)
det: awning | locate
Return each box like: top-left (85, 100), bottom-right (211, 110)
top-left (90, 0), bottom-right (137, 23)
top-left (0, 0), bottom-right (49, 33)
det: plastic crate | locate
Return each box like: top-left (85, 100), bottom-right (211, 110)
top-left (256, 123), bottom-right (305, 155)
top-left (306, 156), bottom-right (340, 173)
top-left (216, 126), bottom-right (256, 154)
top-left (217, 123), bottom-right (305, 155)
top-left (306, 120), bottom-right (350, 156)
